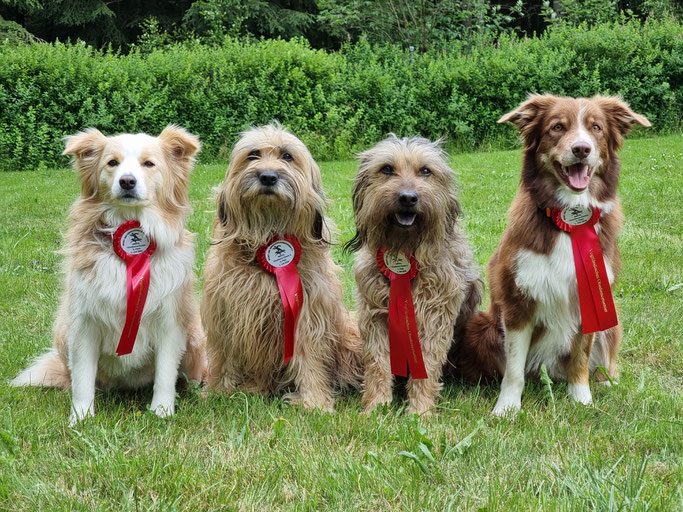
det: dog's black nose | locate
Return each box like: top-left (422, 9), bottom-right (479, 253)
top-left (398, 190), bottom-right (418, 207)
top-left (258, 170), bottom-right (279, 187)
top-left (119, 175), bottom-right (137, 190)
top-left (572, 142), bottom-right (591, 158)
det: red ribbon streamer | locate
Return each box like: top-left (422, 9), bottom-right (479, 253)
top-left (257, 235), bottom-right (303, 365)
top-left (112, 220), bottom-right (156, 356)
top-left (377, 249), bottom-right (428, 379)
top-left (551, 207), bottom-right (618, 334)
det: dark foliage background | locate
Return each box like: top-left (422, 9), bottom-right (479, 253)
top-left (1, 18), bottom-right (680, 170)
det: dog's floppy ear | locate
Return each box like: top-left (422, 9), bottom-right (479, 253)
top-left (498, 94), bottom-right (557, 130)
top-left (343, 163), bottom-right (370, 253)
top-left (307, 155), bottom-right (329, 243)
top-left (159, 125), bottom-right (201, 172)
top-left (63, 128), bottom-right (107, 198)
top-left (216, 189), bottom-right (229, 227)
top-left (593, 96), bottom-right (651, 138)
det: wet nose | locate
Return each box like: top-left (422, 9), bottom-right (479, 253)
top-left (572, 142), bottom-right (591, 159)
top-left (398, 190), bottom-right (418, 207)
top-left (258, 170), bottom-right (279, 187)
top-left (119, 175), bottom-right (137, 190)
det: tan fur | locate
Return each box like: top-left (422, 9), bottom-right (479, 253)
top-left (348, 136), bottom-right (481, 415)
top-left (12, 126), bottom-right (207, 394)
top-left (201, 124), bottom-right (362, 411)
top-left (456, 95), bottom-right (650, 406)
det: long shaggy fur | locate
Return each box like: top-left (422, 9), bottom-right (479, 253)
top-left (201, 124), bottom-right (362, 411)
top-left (11, 126), bottom-right (207, 423)
top-left (348, 135), bottom-right (482, 415)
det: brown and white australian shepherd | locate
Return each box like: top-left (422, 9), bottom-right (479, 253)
top-left (11, 126), bottom-right (207, 424)
top-left (454, 95), bottom-right (650, 416)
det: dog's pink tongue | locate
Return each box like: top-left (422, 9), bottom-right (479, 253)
top-left (568, 164), bottom-right (590, 190)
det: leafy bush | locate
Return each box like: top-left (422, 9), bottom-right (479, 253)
top-left (0, 18), bottom-right (681, 170)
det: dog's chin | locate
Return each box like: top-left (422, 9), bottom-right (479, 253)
top-left (552, 161), bottom-right (593, 193)
top-left (112, 192), bottom-right (147, 207)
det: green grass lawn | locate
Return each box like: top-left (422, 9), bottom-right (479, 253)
top-left (0, 135), bottom-right (681, 511)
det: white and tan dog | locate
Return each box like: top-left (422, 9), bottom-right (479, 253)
top-left (12, 126), bottom-right (207, 424)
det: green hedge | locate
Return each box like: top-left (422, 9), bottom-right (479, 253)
top-left (1, 19), bottom-right (681, 170)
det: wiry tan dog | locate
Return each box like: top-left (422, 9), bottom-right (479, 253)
top-left (201, 124), bottom-right (362, 411)
top-left (12, 126), bottom-right (206, 424)
top-left (347, 136), bottom-right (481, 414)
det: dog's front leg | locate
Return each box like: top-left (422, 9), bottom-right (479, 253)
top-left (405, 324), bottom-right (451, 416)
top-left (361, 315), bottom-right (393, 412)
top-left (290, 340), bottom-right (335, 412)
top-left (492, 322), bottom-right (534, 417)
top-left (68, 322), bottom-right (100, 425)
top-left (567, 332), bottom-right (595, 405)
top-left (150, 325), bottom-right (184, 418)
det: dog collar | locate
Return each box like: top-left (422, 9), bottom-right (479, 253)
top-left (112, 220), bottom-right (156, 355)
top-left (376, 248), bottom-right (427, 379)
top-left (257, 235), bottom-right (303, 365)
top-left (546, 206), bottom-right (618, 333)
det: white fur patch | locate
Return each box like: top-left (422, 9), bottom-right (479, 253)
top-left (514, 229), bottom-right (614, 378)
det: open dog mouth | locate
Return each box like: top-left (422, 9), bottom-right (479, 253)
top-left (393, 211), bottom-right (417, 227)
top-left (553, 162), bottom-right (593, 192)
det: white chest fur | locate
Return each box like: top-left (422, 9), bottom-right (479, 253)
top-left (68, 243), bottom-right (194, 380)
top-left (513, 225), bottom-right (613, 377)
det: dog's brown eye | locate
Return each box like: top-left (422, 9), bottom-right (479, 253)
top-left (142, 160), bottom-right (155, 168)
top-left (419, 167), bottom-right (432, 177)
top-left (107, 159), bottom-right (119, 167)
top-left (281, 152), bottom-right (293, 162)
top-left (380, 165), bottom-right (394, 175)
top-left (592, 124), bottom-right (602, 132)
top-left (552, 124), bottom-right (564, 132)
top-left (247, 150), bottom-right (260, 161)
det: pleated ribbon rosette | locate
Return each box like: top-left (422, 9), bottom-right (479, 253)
top-left (257, 235), bottom-right (303, 365)
top-left (112, 220), bottom-right (156, 356)
top-left (550, 205), bottom-right (618, 334)
top-left (377, 248), bottom-right (428, 379)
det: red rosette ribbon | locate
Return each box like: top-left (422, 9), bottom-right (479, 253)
top-left (257, 235), bottom-right (303, 365)
top-left (112, 220), bottom-right (156, 356)
top-left (550, 206), bottom-right (618, 334)
top-left (377, 248), bottom-right (427, 379)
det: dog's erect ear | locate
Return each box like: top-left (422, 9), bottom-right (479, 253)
top-left (63, 128), bottom-right (107, 198)
top-left (159, 125), bottom-right (201, 171)
top-left (498, 94), bottom-right (558, 130)
top-left (594, 96), bottom-right (651, 136)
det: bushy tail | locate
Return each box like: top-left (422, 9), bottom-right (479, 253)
top-left (447, 304), bottom-right (506, 384)
top-left (335, 312), bottom-right (364, 390)
top-left (11, 349), bottom-right (71, 389)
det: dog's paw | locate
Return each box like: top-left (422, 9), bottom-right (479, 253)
top-left (568, 383), bottom-right (593, 405)
top-left (151, 401), bottom-right (176, 418)
top-left (492, 396), bottom-right (521, 417)
top-left (284, 391), bottom-right (334, 413)
top-left (69, 402), bottom-right (95, 426)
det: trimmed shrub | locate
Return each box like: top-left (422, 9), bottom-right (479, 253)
top-left (0, 19), bottom-right (681, 170)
